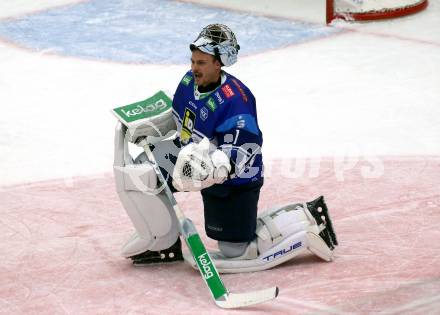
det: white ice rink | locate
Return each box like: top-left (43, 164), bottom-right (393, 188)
top-left (0, 1), bottom-right (439, 314)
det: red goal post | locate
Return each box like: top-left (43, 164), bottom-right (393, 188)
top-left (326, 0), bottom-right (428, 23)
top-left (179, 0), bottom-right (428, 25)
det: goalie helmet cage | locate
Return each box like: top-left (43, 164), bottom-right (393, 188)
top-left (326, 0), bottom-right (428, 23)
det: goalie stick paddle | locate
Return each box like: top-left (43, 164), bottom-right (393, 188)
top-left (138, 139), bottom-right (279, 309)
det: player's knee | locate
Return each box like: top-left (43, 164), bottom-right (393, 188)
top-left (218, 241), bottom-right (249, 258)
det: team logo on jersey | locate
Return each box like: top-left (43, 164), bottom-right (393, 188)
top-left (214, 91), bottom-right (224, 104)
top-left (200, 107), bottom-right (209, 121)
top-left (236, 116), bottom-right (246, 129)
top-left (206, 97), bottom-right (217, 112)
top-left (232, 79), bottom-right (248, 102)
top-left (180, 108), bottom-right (196, 144)
top-left (221, 84), bottom-right (235, 98)
top-left (181, 74), bottom-right (192, 86)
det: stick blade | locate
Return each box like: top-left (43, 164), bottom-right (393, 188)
top-left (215, 286), bottom-right (279, 309)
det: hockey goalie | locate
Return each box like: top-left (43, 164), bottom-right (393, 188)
top-left (112, 24), bottom-right (338, 274)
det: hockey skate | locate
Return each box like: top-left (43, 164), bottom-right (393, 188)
top-left (130, 238), bottom-right (183, 265)
top-left (306, 196), bottom-right (338, 250)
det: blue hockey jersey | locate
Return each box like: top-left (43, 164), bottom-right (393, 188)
top-left (172, 70), bottom-right (263, 186)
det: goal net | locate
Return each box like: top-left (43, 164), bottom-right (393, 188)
top-left (327, 0), bottom-right (428, 23)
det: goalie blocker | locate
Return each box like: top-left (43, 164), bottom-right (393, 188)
top-left (112, 91), bottom-right (338, 271)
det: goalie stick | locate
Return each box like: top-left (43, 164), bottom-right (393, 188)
top-left (137, 138), bottom-right (279, 309)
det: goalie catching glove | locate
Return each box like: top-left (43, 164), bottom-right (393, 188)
top-left (172, 137), bottom-right (231, 191)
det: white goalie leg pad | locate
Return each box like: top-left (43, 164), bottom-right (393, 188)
top-left (307, 232), bottom-right (333, 262)
top-left (183, 230), bottom-right (309, 274)
top-left (257, 203), bottom-right (334, 262)
top-left (258, 202), bottom-right (335, 262)
top-left (183, 201), bottom-right (335, 273)
top-left (114, 122), bottom-right (179, 257)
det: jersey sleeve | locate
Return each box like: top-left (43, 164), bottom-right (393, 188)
top-left (214, 85), bottom-right (263, 181)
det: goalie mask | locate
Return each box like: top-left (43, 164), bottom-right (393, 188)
top-left (190, 24), bottom-right (240, 67)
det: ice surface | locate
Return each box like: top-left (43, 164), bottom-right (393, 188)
top-left (0, 0), bottom-right (339, 64)
top-left (1, 158), bottom-right (440, 314)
